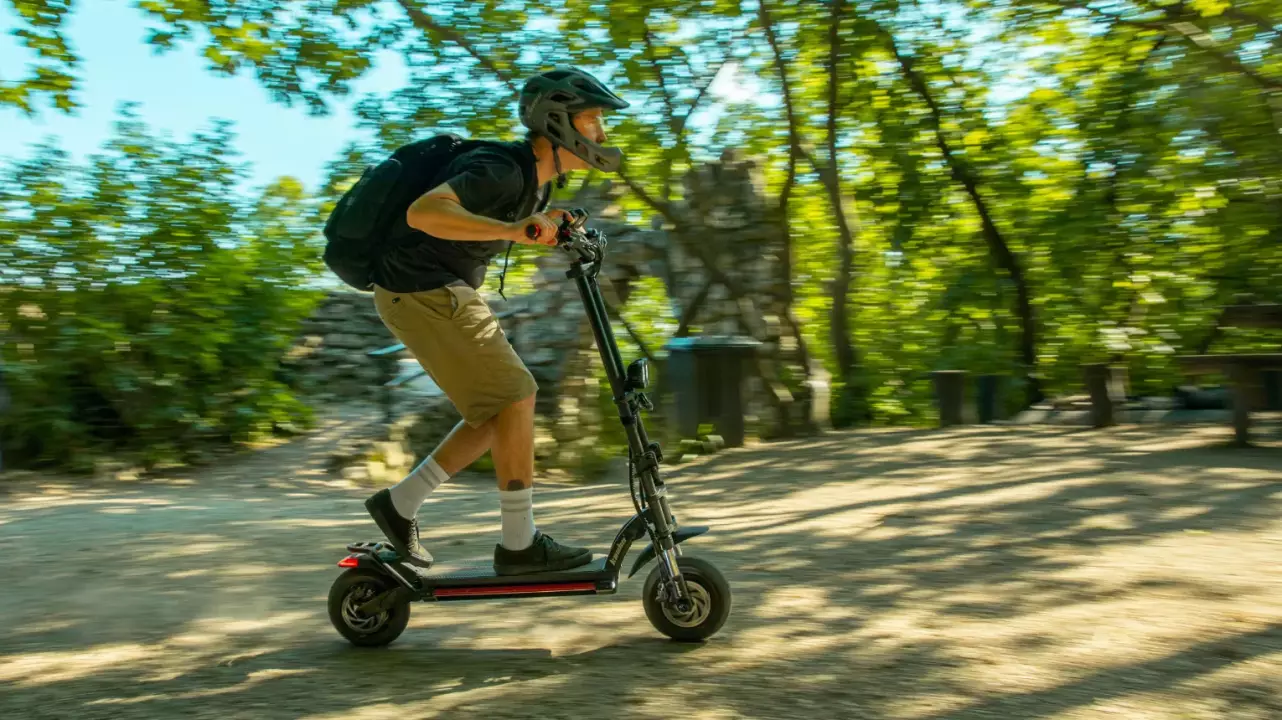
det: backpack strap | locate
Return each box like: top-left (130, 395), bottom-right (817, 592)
top-left (495, 144), bottom-right (553, 301)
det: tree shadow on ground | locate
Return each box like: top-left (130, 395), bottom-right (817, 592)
top-left (2, 422), bottom-right (1281, 718)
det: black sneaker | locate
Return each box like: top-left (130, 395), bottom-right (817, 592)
top-left (364, 488), bottom-right (433, 568)
top-left (493, 530), bottom-right (592, 576)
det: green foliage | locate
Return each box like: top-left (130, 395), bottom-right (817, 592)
top-left (4, 0), bottom-right (1282, 468)
top-left (1, 0), bottom-right (79, 114)
top-left (0, 106), bottom-right (327, 471)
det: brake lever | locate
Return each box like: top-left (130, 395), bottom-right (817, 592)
top-left (527, 208), bottom-right (598, 263)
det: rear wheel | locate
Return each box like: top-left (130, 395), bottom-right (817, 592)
top-left (642, 556), bottom-right (731, 642)
top-left (328, 569), bottom-right (411, 647)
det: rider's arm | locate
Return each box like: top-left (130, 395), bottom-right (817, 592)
top-left (406, 183), bottom-right (524, 242)
top-left (407, 151), bottom-right (539, 242)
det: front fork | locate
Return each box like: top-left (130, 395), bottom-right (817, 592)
top-left (624, 395), bottom-right (694, 612)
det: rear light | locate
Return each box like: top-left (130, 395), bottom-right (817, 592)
top-left (337, 556), bottom-right (360, 568)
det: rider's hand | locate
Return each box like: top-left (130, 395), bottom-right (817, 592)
top-left (543, 208), bottom-right (575, 226)
top-left (511, 212), bottom-right (559, 246)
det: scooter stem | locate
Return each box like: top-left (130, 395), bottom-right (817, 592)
top-left (565, 252), bottom-right (692, 608)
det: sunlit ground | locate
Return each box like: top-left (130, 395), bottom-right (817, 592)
top-left (2, 414), bottom-right (1281, 719)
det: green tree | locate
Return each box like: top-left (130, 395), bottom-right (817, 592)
top-left (1, 106), bottom-right (326, 470)
top-left (5, 0), bottom-right (1281, 445)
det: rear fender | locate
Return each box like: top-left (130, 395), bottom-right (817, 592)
top-left (337, 548), bottom-right (419, 593)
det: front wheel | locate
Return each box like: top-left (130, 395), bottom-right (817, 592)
top-left (642, 556), bottom-right (731, 642)
top-left (328, 569), bottom-right (411, 647)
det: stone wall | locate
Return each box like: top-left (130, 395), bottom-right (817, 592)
top-left (281, 291), bottom-right (399, 399)
top-left (665, 149), bottom-right (826, 437)
top-left (278, 289), bottom-right (459, 482)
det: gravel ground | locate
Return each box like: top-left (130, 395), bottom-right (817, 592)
top-left (2, 412), bottom-right (1281, 719)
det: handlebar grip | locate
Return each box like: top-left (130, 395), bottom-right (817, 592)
top-left (524, 222), bottom-right (539, 240)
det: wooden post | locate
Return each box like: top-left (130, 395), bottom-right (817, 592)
top-left (931, 370), bottom-right (966, 427)
top-left (1228, 362), bottom-right (1251, 446)
top-left (1084, 364), bottom-right (1114, 428)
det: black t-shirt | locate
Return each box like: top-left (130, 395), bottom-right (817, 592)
top-left (373, 140), bottom-right (548, 293)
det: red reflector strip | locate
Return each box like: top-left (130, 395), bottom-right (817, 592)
top-left (337, 556), bottom-right (360, 568)
top-left (434, 581), bottom-right (598, 598)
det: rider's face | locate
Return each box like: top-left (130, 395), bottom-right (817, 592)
top-left (574, 108), bottom-right (608, 145)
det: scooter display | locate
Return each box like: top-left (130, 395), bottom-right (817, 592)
top-left (327, 209), bottom-right (731, 647)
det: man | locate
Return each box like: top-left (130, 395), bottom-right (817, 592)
top-left (362, 67), bottom-right (630, 576)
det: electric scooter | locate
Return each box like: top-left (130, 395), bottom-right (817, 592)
top-left (327, 209), bottom-right (731, 647)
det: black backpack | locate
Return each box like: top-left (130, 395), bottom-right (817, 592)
top-left (322, 134), bottom-right (490, 292)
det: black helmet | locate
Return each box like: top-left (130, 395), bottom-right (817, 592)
top-left (519, 67), bottom-right (630, 173)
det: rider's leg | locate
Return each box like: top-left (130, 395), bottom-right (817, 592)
top-left (488, 391), bottom-right (537, 550)
top-left (387, 418), bottom-right (494, 518)
top-left (431, 418), bottom-right (497, 475)
top-left (489, 391), bottom-right (592, 575)
top-left (364, 283), bottom-right (493, 567)
top-left (366, 282), bottom-right (589, 573)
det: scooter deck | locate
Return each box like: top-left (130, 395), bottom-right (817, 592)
top-left (420, 556), bottom-right (611, 587)
top-left (405, 557), bottom-right (615, 600)
top-left (345, 541), bottom-right (617, 598)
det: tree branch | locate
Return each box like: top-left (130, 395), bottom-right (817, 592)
top-left (758, 0), bottom-right (804, 318)
top-left (887, 31), bottom-right (1042, 403)
top-left (758, 0), bottom-right (803, 219)
top-left (1105, 35), bottom-right (1169, 362)
top-left (675, 277), bottom-right (715, 337)
top-left (1222, 8), bottom-right (1280, 35)
top-left (642, 25), bottom-right (681, 138)
top-left (617, 169), bottom-right (683, 228)
top-left (673, 54), bottom-right (733, 138)
top-left (1060, 0), bottom-right (1282, 92)
top-left (601, 296), bottom-right (658, 364)
top-left (826, 2), bottom-right (843, 176)
top-left (640, 21), bottom-right (684, 199)
top-left (825, 0), bottom-right (860, 399)
top-left (1131, 0), bottom-right (1279, 36)
top-left (1160, 19), bottom-right (1282, 91)
top-left (394, 0), bottom-right (520, 95)
top-left (396, 0), bottom-right (689, 230)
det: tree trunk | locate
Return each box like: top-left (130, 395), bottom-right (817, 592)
top-left (889, 38), bottom-right (1043, 407)
top-left (820, 0), bottom-right (864, 424)
top-left (759, 0), bottom-right (818, 434)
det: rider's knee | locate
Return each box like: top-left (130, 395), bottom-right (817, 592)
top-left (487, 391), bottom-right (536, 425)
top-left (506, 389), bottom-right (536, 409)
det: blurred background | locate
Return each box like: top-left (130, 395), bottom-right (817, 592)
top-left (3, 5), bottom-right (1282, 718)
top-left (2, 0), bottom-right (1280, 476)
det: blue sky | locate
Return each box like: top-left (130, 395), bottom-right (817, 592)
top-left (0, 1), bottom-right (409, 193)
top-left (1, 1), bottom-right (1040, 197)
top-left (0, 3), bottom-right (772, 196)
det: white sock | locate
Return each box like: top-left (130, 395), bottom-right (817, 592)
top-left (389, 455), bottom-right (449, 519)
top-left (499, 486), bottom-right (536, 551)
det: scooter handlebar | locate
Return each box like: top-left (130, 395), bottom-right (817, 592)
top-left (553, 208), bottom-right (605, 263)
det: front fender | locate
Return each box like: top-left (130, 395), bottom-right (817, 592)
top-left (627, 526), bottom-right (710, 578)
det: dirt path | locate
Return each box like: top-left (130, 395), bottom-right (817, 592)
top-left (2, 415), bottom-right (1281, 719)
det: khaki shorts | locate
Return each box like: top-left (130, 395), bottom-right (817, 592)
top-left (373, 283), bottom-right (538, 428)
